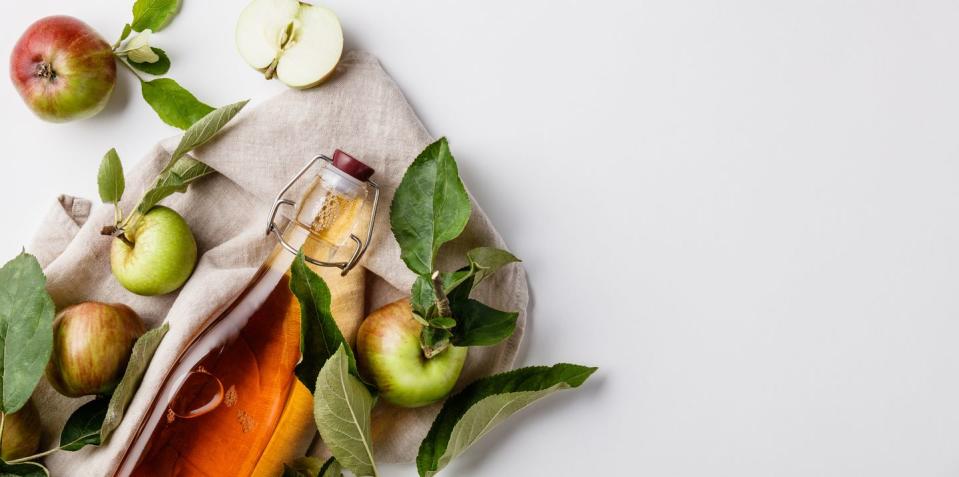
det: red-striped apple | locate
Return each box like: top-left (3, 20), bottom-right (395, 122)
top-left (46, 302), bottom-right (146, 398)
top-left (10, 15), bottom-right (116, 122)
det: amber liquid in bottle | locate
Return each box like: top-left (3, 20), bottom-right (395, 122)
top-left (116, 169), bottom-right (369, 477)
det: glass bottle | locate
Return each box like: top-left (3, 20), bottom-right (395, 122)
top-left (114, 151), bottom-right (378, 477)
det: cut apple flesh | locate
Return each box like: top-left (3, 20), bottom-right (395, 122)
top-left (236, 0), bottom-right (343, 89)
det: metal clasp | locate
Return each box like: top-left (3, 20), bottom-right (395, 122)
top-left (265, 155), bottom-right (380, 275)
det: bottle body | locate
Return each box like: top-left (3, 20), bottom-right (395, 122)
top-left (120, 226), bottom-right (311, 477)
top-left (116, 156), bottom-right (375, 477)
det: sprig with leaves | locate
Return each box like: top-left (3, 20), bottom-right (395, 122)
top-left (110, 0), bottom-right (218, 129)
top-left (98, 100), bottom-right (248, 244)
top-left (392, 137), bottom-right (521, 357)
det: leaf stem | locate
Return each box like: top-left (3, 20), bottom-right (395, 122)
top-left (0, 412), bottom-right (6, 451)
top-left (7, 446), bottom-right (62, 464)
top-left (115, 56), bottom-right (145, 82)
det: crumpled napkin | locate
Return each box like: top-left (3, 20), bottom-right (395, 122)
top-left (27, 51), bottom-right (528, 476)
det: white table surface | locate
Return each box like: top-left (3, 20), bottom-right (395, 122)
top-left (4, 1), bottom-right (959, 476)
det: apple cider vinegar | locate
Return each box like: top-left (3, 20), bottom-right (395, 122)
top-left (115, 151), bottom-right (378, 477)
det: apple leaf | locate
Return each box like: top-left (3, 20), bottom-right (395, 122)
top-left (116, 24), bottom-right (133, 47)
top-left (98, 148), bottom-right (125, 204)
top-left (390, 137), bottom-right (471, 276)
top-left (100, 323), bottom-right (168, 443)
top-left (141, 78), bottom-right (214, 130)
top-left (136, 157), bottom-right (215, 214)
top-left (0, 253), bottom-right (55, 414)
top-left (169, 99), bottom-right (248, 161)
top-left (464, 247), bottom-right (520, 288)
top-left (289, 251), bottom-right (357, 393)
top-left (0, 460), bottom-right (49, 477)
top-left (448, 299), bottom-right (517, 347)
top-left (131, 0), bottom-right (181, 32)
top-left (59, 398), bottom-right (108, 451)
top-left (416, 364), bottom-right (597, 477)
top-left (313, 346), bottom-right (378, 477)
top-left (129, 48), bottom-right (170, 76)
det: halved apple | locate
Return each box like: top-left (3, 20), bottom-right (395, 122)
top-left (235, 0), bottom-right (343, 89)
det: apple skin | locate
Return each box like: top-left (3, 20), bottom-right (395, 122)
top-left (0, 399), bottom-right (41, 461)
top-left (46, 302), bottom-right (146, 398)
top-left (356, 299), bottom-right (468, 408)
top-left (111, 206), bottom-right (198, 296)
top-left (10, 15), bottom-right (116, 122)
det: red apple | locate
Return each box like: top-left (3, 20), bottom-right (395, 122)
top-left (10, 15), bottom-right (116, 122)
top-left (0, 399), bottom-right (41, 461)
top-left (46, 302), bottom-right (146, 397)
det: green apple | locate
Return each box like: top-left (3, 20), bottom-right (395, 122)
top-left (10, 15), bottom-right (117, 122)
top-left (46, 302), bottom-right (146, 397)
top-left (356, 299), bottom-right (468, 408)
top-left (235, 0), bottom-right (343, 89)
top-left (111, 206), bottom-right (198, 296)
top-left (0, 399), bottom-right (41, 461)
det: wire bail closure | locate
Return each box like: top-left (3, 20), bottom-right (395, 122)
top-left (265, 154), bottom-right (380, 275)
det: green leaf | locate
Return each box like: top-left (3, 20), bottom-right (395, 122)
top-left (136, 157), bottom-right (215, 214)
top-left (448, 299), bottom-right (517, 347)
top-left (313, 346), bottom-right (378, 477)
top-left (0, 253), bottom-right (54, 414)
top-left (97, 148), bottom-right (125, 204)
top-left (129, 48), bottom-right (170, 75)
top-left (118, 24), bottom-right (133, 44)
top-left (59, 398), bottom-right (108, 451)
top-left (0, 460), bottom-right (48, 476)
top-left (100, 323), bottom-right (168, 443)
top-left (465, 247), bottom-right (520, 288)
top-left (141, 78), bottom-right (214, 130)
top-left (289, 251), bottom-right (356, 393)
top-left (169, 99), bottom-right (248, 160)
top-left (131, 0), bottom-right (181, 32)
top-left (416, 364), bottom-right (597, 477)
top-left (430, 316), bottom-right (457, 330)
top-left (390, 137), bottom-right (471, 276)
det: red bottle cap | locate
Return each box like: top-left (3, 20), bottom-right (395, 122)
top-left (332, 149), bottom-right (374, 182)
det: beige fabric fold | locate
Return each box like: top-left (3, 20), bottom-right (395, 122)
top-left (27, 51), bottom-right (527, 476)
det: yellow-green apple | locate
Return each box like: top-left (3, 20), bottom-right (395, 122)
top-left (46, 302), bottom-right (146, 397)
top-left (10, 15), bottom-right (116, 122)
top-left (0, 399), bottom-right (41, 461)
top-left (111, 206), bottom-right (198, 296)
top-left (235, 0), bottom-right (343, 89)
top-left (357, 299), bottom-right (468, 408)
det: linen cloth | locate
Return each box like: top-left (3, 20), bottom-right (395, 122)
top-left (27, 51), bottom-right (528, 476)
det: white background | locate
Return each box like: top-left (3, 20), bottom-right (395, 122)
top-left (3, 1), bottom-right (959, 475)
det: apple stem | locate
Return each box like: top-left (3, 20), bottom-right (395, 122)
top-left (264, 58), bottom-right (279, 80)
top-left (432, 271), bottom-right (452, 318)
top-left (117, 233), bottom-right (135, 248)
top-left (101, 225), bottom-right (135, 247)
